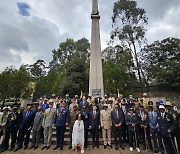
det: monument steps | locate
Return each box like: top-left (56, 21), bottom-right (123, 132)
top-left (30, 127), bottom-right (116, 145)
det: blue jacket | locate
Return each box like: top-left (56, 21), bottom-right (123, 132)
top-left (54, 107), bottom-right (69, 126)
top-left (148, 111), bottom-right (158, 132)
top-left (41, 103), bottom-right (49, 112)
top-left (20, 110), bottom-right (35, 129)
top-left (157, 112), bottom-right (175, 136)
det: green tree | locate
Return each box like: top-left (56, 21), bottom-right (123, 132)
top-left (0, 66), bottom-right (31, 99)
top-left (29, 60), bottom-right (46, 77)
top-left (140, 37), bottom-right (180, 90)
top-left (102, 45), bottom-right (138, 96)
top-left (111, 0), bottom-right (148, 90)
top-left (35, 38), bottom-right (90, 98)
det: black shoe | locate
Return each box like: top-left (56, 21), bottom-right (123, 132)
top-left (120, 145), bottom-right (125, 150)
top-left (41, 146), bottom-right (47, 150)
top-left (60, 146), bottom-right (63, 150)
top-left (29, 146), bottom-right (34, 150)
top-left (10, 147), bottom-right (14, 151)
top-left (46, 146), bottom-right (50, 150)
top-left (92, 145), bottom-right (95, 149)
top-left (153, 149), bottom-right (159, 153)
top-left (108, 144), bottom-right (113, 148)
top-left (68, 145), bottom-right (72, 149)
top-left (142, 146), bottom-right (146, 150)
top-left (104, 145), bottom-right (107, 149)
top-left (115, 145), bottom-right (118, 150)
top-left (14, 146), bottom-right (22, 152)
top-left (0, 147), bottom-right (8, 153)
top-left (96, 145), bottom-right (99, 148)
top-left (53, 146), bottom-right (59, 150)
top-left (84, 145), bottom-right (88, 149)
top-left (24, 145), bottom-right (28, 150)
top-left (34, 146), bottom-right (38, 150)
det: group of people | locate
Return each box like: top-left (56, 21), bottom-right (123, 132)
top-left (0, 93), bottom-right (179, 154)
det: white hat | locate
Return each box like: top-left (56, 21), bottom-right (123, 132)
top-left (2, 107), bottom-right (8, 110)
top-left (66, 94), bottom-right (69, 97)
top-left (159, 105), bottom-right (165, 109)
top-left (143, 93), bottom-right (148, 96)
top-left (7, 106), bottom-right (11, 111)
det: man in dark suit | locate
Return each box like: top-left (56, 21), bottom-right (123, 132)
top-left (29, 106), bottom-right (44, 150)
top-left (89, 98), bottom-right (100, 112)
top-left (111, 104), bottom-right (125, 150)
top-left (147, 102), bottom-right (160, 153)
top-left (80, 106), bottom-right (89, 149)
top-left (95, 94), bottom-right (102, 104)
top-left (137, 104), bottom-right (149, 150)
top-left (89, 105), bottom-right (100, 148)
top-left (157, 105), bottom-right (176, 154)
top-left (14, 106), bottom-right (35, 151)
top-left (119, 99), bottom-right (128, 144)
top-left (64, 94), bottom-right (71, 108)
top-left (78, 96), bottom-right (89, 111)
top-left (53, 101), bottom-right (69, 150)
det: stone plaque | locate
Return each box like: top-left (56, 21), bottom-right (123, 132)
top-left (92, 89), bottom-right (101, 97)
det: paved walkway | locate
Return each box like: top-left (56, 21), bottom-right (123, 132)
top-left (1, 145), bottom-right (156, 154)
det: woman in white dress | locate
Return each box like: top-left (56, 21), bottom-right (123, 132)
top-left (72, 114), bottom-right (84, 153)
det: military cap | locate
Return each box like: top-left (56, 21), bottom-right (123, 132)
top-left (159, 105), bottom-right (165, 109)
top-left (165, 101), bottom-right (173, 106)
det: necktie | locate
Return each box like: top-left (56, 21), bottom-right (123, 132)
top-left (162, 113), bottom-right (164, 119)
top-left (116, 110), bottom-right (119, 119)
top-left (94, 111), bottom-right (96, 119)
top-left (151, 111), bottom-right (153, 121)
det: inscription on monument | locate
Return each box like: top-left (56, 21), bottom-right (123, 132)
top-left (92, 89), bottom-right (101, 97)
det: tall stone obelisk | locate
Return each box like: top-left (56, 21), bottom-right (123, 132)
top-left (89, 0), bottom-right (104, 97)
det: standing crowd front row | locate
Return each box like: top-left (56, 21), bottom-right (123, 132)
top-left (0, 93), bottom-right (179, 154)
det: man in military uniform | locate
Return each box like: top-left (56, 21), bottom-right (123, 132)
top-left (100, 104), bottom-right (112, 149)
top-left (164, 101), bottom-right (179, 153)
top-left (53, 101), bottom-right (69, 150)
top-left (0, 107), bottom-right (9, 142)
top-left (157, 105), bottom-right (176, 154)
top-left (0, 106), bottom-right (19, 152)
top-left (142, 93), bottom-right (150, 110)
top-left (68, 105), bottom-right (79, 149)
top-left (41, 101), bottom-right (56, 150)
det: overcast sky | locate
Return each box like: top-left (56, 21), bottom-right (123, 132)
top-left (0, 0), bottom-right (180, 71)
